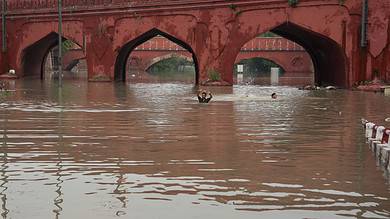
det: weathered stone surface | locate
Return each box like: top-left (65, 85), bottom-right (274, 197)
top-left (202, 80), bottom-right (231, 86)
top-left (0, 0), bottom-right (388, 87)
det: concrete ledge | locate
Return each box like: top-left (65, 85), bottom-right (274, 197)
top-left (89, 74), bottom-right (112, 82)
top-left (384, 86), bottom-right (390, 96)
top-left (0, 73), bottom-right (18, 80)
top-left (356, 84), bottom-right (385, 92)
top-left (201, 80), bottom-right (231, 86)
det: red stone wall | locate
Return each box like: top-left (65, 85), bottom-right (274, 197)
top-left (367, 1), bottom-right (390, 82)
top-left (0, 0), bottom-right (388, 87)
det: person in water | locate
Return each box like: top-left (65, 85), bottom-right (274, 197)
top-left (271, 93), bottom-right (277, 99)
top-left (197, 90), bottom-right (213, 103)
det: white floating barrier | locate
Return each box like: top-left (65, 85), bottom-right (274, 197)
top-left (384, 86), bottom-right (390, 96)
top-left (362, 119), bottom-right (390, 172)
top-left (365, 122), bottom-right (376, 138)
top-left (378, 129), bottom-right (390, 164)
top-left (370, 126), bottom-right (385, 151)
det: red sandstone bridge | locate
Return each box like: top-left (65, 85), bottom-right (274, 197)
top-left (131, 36), bottom-right (312, 76)
top-left (0, 0), bottom-right (389, 87)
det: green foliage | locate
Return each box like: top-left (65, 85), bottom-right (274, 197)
top-left (228, 4), bottom-right (237, 11)
top-left (62, 40), bottom-right (75, 53)
top-left (235, 58), bottom-right (285, 76)
top-left (228, 4), bottom-right (242, 17)
top-left (208, 69), bottom-right (221, 81)
top-left (288, 0), bottom-right (299, 7)
top-left (259, 32), bottom-right (279, 37)
top-left (148, 57), bottom-right (195, 75)
top-left (0, 91), bottom-right (11, 99)
top-left (234, 10), bottom-right (243, 16)
top-left (0, 81), bottom-right (11, 99)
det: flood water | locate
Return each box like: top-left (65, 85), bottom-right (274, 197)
top-left (0, 80), bottom-right (390, 219)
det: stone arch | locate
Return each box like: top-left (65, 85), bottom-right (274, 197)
top-left (20, 32), bottom-right (83, 79)
top-left (114, 28), bottom-right (199, 84)
top-left (232, 22), bottom-right (347, 87)
top-left (270, 22), bottom-right (347, 87)
top-left (21, 32), bottom-right (59, 79)
top-left (221, 5), bottom-right (350, 86)
top-left (13, 21), bottom-right (84, 76)
top-left (145, 53), bottom-right (193, 72)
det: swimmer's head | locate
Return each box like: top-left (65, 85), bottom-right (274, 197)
top-left (202, 92), bottom-right (207, 98)
top-left (271, 93), bottom-right (277, 99)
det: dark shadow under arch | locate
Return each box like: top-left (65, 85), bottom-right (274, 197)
top-left (235, 57), bottom-right (287, 75)
top-left (271, 22), bottom-right (347, 87)
top-left (115, 28), bottom-right (199, 84)
top-left (21, 32), bottom-right (59, 79)
top-left (21, 32), bottom-right (83, 80)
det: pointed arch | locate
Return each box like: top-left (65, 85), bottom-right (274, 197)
top-left (21, 32), bottom-right (59, 78)
top-left (21, 32), bottom-right (84, 79)
top-left (114, 28), bottom-right (199, 84)
top-left (271, 22), bottom-right (347, 87)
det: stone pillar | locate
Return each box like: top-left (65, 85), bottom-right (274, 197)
top-left (85, 21), bottom-right (115, 82)
top-left (191, 16), bottom-right (239, 86)
top-left (367, 0), bottom-right (390, 83)
top-left (345, 15), bottom-right (363, 87)
top-left (271, 67), bottom-right (280, 85)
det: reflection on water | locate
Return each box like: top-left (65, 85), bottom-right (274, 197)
top-left (0, 80), bottom-right (390, 218)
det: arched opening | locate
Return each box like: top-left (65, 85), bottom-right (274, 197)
top-left (271, 22), bottom-right (347, 87)
top-left (21, 32), bottom-right (58, 79)
top-left (234, 57), bottom-right (286, 85)
top-left (115, 29), bottom-right (199, 84)
top-left (145, 54), bottom-right (193, 72)
top-left (234, 22), bottom-right (347, 87)
top-left (143, 55), bottom-right (195, 83)
top-left (43, 41), bottom-right (87, 80)
top-left (21, 32), bottom-right (87, 80)
top-left (235, 32), bottom-right (315, 86)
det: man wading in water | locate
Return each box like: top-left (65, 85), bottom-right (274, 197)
top-left (197, 90), bottom-right (213, 103)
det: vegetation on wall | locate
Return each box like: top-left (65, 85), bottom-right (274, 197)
top-left (228, 4), bottom-right (237, 11)
top-left (62, 40), bottom-right (76, 53)
top-left (0, 81), bottom-right (11, 98)
top-left (288, 0), bottom-right (299, 7)
top-left (259, 32), bottom-right (279, 37)
top-left (208, 69), bottom-right (221, 81)
top-left (228, 3), bottom-right (242, 16)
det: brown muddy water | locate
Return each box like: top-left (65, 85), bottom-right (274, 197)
top-left (0, 80), bottom-right (390, 219)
